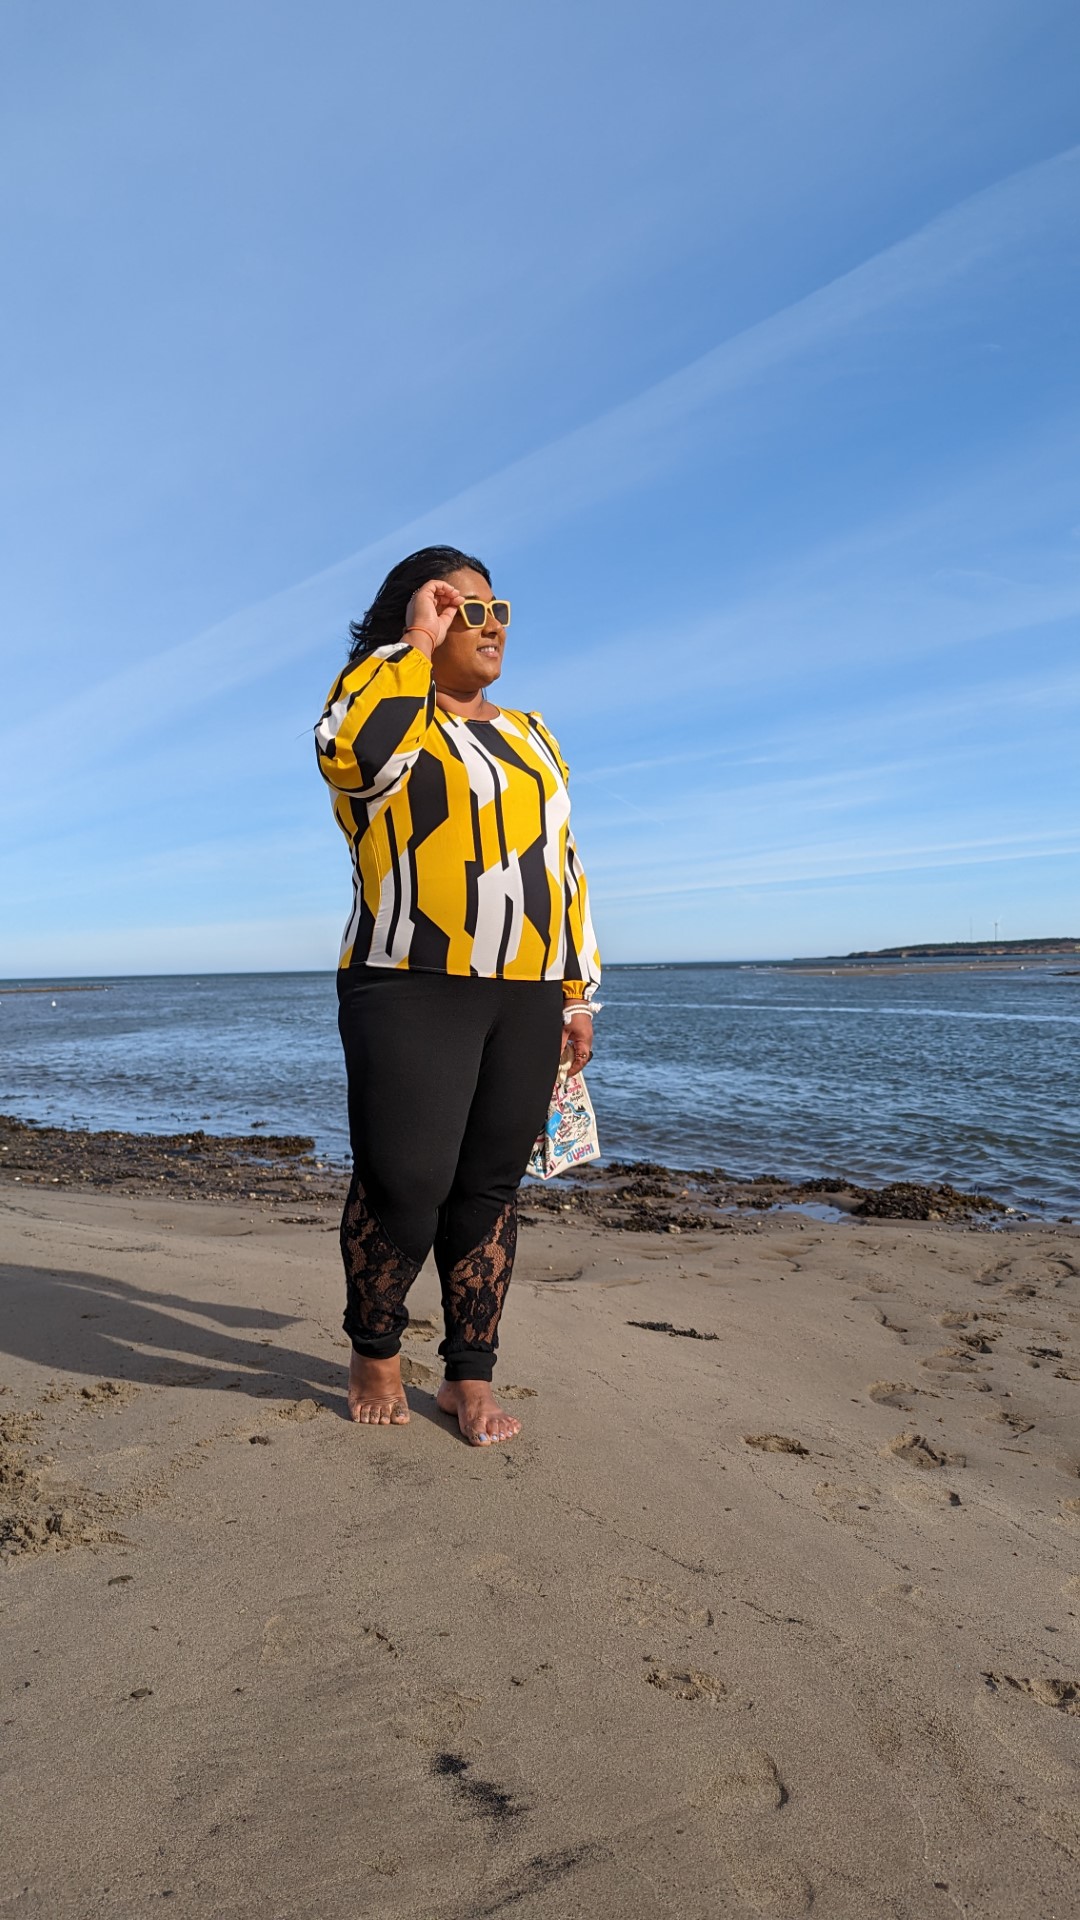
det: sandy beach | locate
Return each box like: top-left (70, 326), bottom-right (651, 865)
top-left (2, 1170), bottom-right (1079, 1918)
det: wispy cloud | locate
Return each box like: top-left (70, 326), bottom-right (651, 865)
top-left (3, 142), bottom-right (1076, 802)
top-left (573, 660), bottom-right (1080, 789)
top-left (598, 828), bottom-right (1080, 901)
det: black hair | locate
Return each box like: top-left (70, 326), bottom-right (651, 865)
top-left (347, 545), bottom-right (491, 664)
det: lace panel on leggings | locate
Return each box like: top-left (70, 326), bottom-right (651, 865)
top-left (340, 1171), bottom-right (420, 1341)
top-left (440, 1200), bottom-right (518, 1352)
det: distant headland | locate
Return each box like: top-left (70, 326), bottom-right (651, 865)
top-left (846, 938), bottom-right (1079, 959)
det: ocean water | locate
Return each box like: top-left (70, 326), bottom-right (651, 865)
top-left (0, 965), bottom-right (1077, 1215)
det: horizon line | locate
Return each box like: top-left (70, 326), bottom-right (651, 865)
top-left (3, 941), bottom-right (1077, 987)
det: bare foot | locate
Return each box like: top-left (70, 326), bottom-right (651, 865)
top-left (348, 1351), bottom-right (410, 1425)
top-left (436, 1379), bottom-right (522, 1446)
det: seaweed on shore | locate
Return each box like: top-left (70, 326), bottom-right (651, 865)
top-left (853, 1182), bottom-right (1000, 1221)
top-left (521, 1160), bottom-right (1007, 1231)
top-left (0, 1114), bottom-right (341, 1209)
top-left (0, 1116), bottom-right (1009, 1229)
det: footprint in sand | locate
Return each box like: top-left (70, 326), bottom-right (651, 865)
top-left (616, 1577), bottom-right (714, 1629)
top-left (982, 1407), bottom-right (1036, 1435)
top-left (955, 1329), bottom-right (1000, 1354)
top-left (980, 1252), bottom-right (1077, 1294)
top-left (258, 1597), bottom-right (404, 1670)
top-left (873, 1307), bottom-right (911, 1339)
top-left (891, 1480), bottom-right (962, 1511)
top-left (920, 1346), bottom-right (992, 1376)
top-left (976, 1257), bottom-right (1026, 1289)
top-left (882, 1429), bottom-right (966, 1470)
top-left (867, 1380), bottom-right (919, 1410)
top-left (401, 1318), bottom-right (439, 1341)
top-left (643, 1660), bottom-right (726, 1703)
top-left (702, 1748), bottom-right (786, 1809)
top-left (982, 1673), bottom-right (1080, 1715)
top-left (814, 1480), bottom-right (880, 1523)
top-left (976, 1669), bottom-right (1080, 1836)
top-left (700, 1753), bottom-right (813, 1916)
top-left (399, 1355), bottom-right (437, 1387)
top-left (470, 1552), bottom-right (546, 1598)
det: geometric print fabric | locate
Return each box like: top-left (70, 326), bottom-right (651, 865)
top-left (315, 641), bottom-right (601, 1002)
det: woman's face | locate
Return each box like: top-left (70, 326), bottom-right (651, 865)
top-left (434, 567), bottom-right (507, 693)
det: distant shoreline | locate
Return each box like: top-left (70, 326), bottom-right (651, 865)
top-left (0, 984), bottom-right (109, 995)
top-left (845, 937), bottom-right (1079, 959)
top-left (2, 948), bottom-right (1078, 990)
top-left (781, 959), bottom-right (1078, 977)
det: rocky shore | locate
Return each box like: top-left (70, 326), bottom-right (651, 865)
top-left (0, 1113), bottom-right (1018, 1228)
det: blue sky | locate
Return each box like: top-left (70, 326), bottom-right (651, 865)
top-left (2, 0), bottom-right (1078, 974)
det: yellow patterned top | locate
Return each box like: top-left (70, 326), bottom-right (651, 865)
top-left (315, 642), bottom-right (601, 1003)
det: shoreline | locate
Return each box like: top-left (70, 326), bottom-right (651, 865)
top-left (0, 983), bottom-right (110, 995)
top-left (778, 959), bottom-right (1078, 976)
top-left (0, 1112), bottom-right (1046, 1227)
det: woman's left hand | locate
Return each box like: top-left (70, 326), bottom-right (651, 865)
top-left (563, 1011), bottom-right (593, 1077)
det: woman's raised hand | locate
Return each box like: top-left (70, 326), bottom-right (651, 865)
top-left (403, 579), bottom-right (465, 654)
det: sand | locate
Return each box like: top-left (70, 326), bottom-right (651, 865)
top-left (1, 1184), bottom-right (1078, 1919)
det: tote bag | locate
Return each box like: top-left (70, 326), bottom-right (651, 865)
top-left (526, 1060), bottom-right (600, 1180)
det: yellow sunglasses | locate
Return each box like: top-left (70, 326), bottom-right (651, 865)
top-left (456, 597), bottom-right (511, 628)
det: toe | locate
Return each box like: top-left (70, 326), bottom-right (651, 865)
top-left (390, 1401), bottom-right (410, 1424)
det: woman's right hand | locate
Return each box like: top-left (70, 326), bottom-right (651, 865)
top-left (403, 580), bottom-right (465, 655)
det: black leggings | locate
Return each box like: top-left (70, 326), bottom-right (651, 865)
top-left (336, 967), bottom-right (564, 1381)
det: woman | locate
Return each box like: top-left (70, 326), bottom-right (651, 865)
top-left (315, 545), bottom-right (601, 1446)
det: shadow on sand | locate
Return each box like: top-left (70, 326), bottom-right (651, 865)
top-left (0, 1260), bottom-right (480, 1440)
top-left (0, 1257), bottom-right (351, 1412)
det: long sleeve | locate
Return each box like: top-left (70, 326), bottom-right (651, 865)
top-left (525, 712), bottom-right (602, 1006)
top-left (561, 829), bottom-right (602, 1005)
top-left (315, 642), bottom-right (436, 798)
